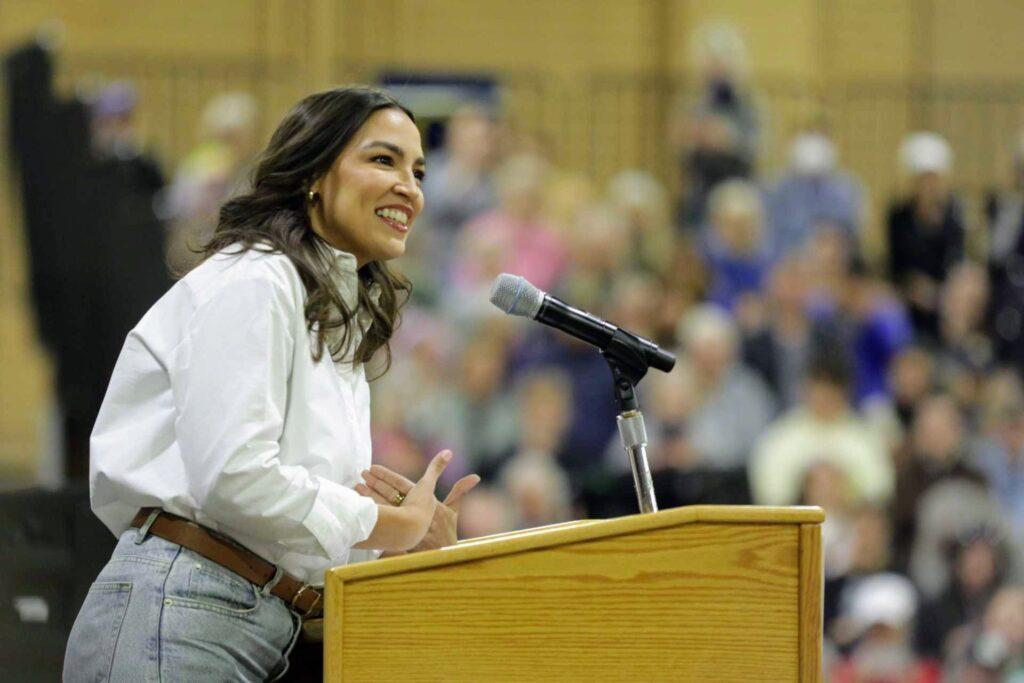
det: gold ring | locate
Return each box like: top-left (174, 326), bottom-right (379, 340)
top-left (392, 491), bottom-right (406, 506)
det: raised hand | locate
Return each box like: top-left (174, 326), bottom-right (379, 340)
top-left (352, 450), bottom-right (453, 552)
top-left (357, 461), bottom-right (480, 552)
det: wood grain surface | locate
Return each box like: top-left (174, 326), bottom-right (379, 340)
top-left (326, 518), bottom-right (809, 681)
top-left (799, 524), bottom-right (824, 683)
top-left (329, 505), bottom-right (823, 583)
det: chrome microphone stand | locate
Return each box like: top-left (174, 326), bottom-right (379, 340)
top-left (603, 331), bottom-right (661, 514)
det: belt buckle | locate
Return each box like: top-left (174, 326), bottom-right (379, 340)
top-left (290, 584), bottom-right (322, 619)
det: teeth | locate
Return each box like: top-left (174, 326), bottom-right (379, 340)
top-left (375, 208), bottom-right (408, 225)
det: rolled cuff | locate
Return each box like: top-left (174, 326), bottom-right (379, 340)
top-left (302, 478), bottom-right (379, 563)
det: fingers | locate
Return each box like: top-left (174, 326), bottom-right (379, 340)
top-left (416, 450), bottom-right (452, 493)
top-left (443, 474), bottom-right (481, 512)
top-left (368, 464), bottom-right (415, 495)
top-left (354, 482), bottom-right (391, 506)
top-left (361, 470), bottom-right (404, 504)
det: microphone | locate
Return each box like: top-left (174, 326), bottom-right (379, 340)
top-left (489, 273), bottom-right (675, 373)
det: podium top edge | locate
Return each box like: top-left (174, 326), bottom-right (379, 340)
top-left (327, 505), bottom-right (824, 583)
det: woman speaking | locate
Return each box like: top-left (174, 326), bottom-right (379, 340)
top-left (63, 86), bottom-right (478, 681)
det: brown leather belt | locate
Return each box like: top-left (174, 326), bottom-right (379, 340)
top-left (131, 508), bottom-right (323, 619)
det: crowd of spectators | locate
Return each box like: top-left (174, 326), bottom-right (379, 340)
top-left (368, 26), bottom-right (1024, 681)
top-left (7, 25), bottom-right (1024, 680)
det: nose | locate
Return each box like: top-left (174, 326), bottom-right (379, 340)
top-left (392, 174), bottom-right (422, 205)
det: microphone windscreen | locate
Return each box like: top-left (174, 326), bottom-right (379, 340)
top-left (489, 273), bottom-right (544, 318)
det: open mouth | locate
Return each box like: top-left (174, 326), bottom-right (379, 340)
top-left (376, 214), bottom-right (409, 233)
top-left (375, 208), bottom-right (410, 233)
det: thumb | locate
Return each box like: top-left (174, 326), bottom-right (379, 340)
top-left (443, 474), bottom-right (481, 512)
top-left (416, 450), bottom-right (453, 493)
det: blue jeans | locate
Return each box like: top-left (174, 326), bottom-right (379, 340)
top-left (63, 528), bottom-right (302, 682)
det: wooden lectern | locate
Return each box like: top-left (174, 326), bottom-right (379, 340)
top-left (312, 505), bottom-right (823, 682)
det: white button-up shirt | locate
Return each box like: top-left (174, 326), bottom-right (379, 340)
top-left (90, 245), bottom-right (380, 584)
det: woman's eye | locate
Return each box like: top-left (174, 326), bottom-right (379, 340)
top-left (372, 154), bottom-right (393, 165)
top-left (414, 170), bottom-right (426, 182)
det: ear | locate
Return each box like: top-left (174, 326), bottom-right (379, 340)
top-left (307, 175), bottom-right (324, 201)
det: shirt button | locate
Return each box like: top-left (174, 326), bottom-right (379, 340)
top-left (164, 598), bottom-right (173, 606)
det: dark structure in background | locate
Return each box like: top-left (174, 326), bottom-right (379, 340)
top-left (4, 40), bottom-right (172, 481)
top-left (3, 40), bottom-right (172, 678)
top-left (0, 487), bottom-right (115, 681)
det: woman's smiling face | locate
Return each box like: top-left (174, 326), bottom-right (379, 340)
top-left (310, 107), bottom-right (425, 266)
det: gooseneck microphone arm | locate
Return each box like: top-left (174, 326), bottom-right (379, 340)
top-left (490, 274), bottom-right (674, 513)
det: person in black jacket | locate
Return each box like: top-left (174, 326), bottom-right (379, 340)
top-left (886, 132), bottom-right (965, 342)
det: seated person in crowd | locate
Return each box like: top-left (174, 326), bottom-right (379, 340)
top-left (886, 132), bottom-right (965, 341)
top-left (749, 353), bottom-right (893, 507)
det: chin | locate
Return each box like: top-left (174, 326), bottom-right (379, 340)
top-left (374, 240), bottom-right (407, 263)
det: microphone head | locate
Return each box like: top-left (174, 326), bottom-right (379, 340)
top-left (489, 274), bottom-right (544, 318)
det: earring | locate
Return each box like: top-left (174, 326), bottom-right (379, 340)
top-left (306, 190), bottom-right (320, 204)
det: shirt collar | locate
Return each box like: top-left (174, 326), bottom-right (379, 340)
top-left (321, 242), bottom-right (383, 311)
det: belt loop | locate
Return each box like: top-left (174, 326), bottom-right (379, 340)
top-left (134, 509), bottom-right (161, 544)
top-left (260, 565), bottom-right (285, 597)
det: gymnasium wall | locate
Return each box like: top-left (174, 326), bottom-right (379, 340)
top-left (2, 0), bottom-right (1023, 478)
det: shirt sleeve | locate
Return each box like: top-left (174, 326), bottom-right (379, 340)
top-left (172, 272), bottom-right (378, 563)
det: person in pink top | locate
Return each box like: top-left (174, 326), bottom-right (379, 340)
top-left (452, 152), bottom-right (567, 294)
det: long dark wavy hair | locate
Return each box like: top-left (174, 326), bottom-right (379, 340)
top-left (203, 86), bottom-right (414, 377)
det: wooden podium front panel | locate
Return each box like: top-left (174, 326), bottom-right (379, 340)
top-left (328, 522), bottom-right (800, 682)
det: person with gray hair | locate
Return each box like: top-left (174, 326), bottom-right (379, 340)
top-left (675, 304), bottom-right (775, 471)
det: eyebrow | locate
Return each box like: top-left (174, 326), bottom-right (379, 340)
top-left (362, 140), bottom-right (425, 167)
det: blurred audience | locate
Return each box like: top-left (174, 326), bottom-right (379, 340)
top-left (498, 369), bottom-right (574, 527)
top-left (606, 170), bottom-right (675, 275)
top-left (986, 132), bottom-right (1024, 365)
top-left (813, 248), bottom-right (914, 407)
top-left (915, 527), bottom-right (1009, 660)
top-left (10, 27), bottom-right (1024, 680)
top-left (674, 305), bottom-right (775, 471)
top-left (891, 394), bottom-right (987, 570)
top-left (748, 354), bottom-right (893, 507)
top-left (973, 372), bottom-right (1024, 534)
top-left (741, 256), bottom-right (833, 410)
top-left (672, 23), bottom-right (759, 228)
top-left (700, 179), bottom-right (772, 313)
top-left (162, 91), bottom-right (259, 273)
top-left (88, 81), bottom-right (165, 194)
top-left (767, 130), bottom-right (864, 257)
top-left (944, 585), bottom-right (1024, 681)
top-left (830, 572), bottom-right (942, 682)
top-left (453, 152), bottom-right (567, 296)
top-left (421, 103), bottom-right (498, 237)
top-left (887, 132), bottom-right (966, 340)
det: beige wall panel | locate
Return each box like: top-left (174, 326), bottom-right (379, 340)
top-left (671, 0), bottom-right (819, 79)
top-left (263, 0), bottom-right (313, 63)
top-left (0, 107), bottom-right (49, 480)
top-left (3, 0), bottom-right (1024, 480)
top-left (1, 0), bottom-right (263, 58)
top-left (931, 0), bottom-right (1024, 80)
top-left (338, 0), bottom-right (648, 74)
top-left (820, 0), bottom-right (914, 80)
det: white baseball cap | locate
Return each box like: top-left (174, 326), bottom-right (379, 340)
top-left (843, 572), bottom-right (918, 635)
top-left (790, 132), bottom-right (837, 175)
top-left (899, 132), bottom-right (953, 175)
